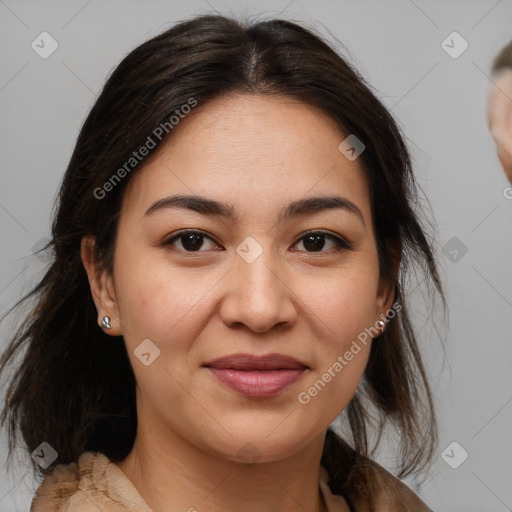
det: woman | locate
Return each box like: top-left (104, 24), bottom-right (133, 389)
top-left (0, 14), bottom-right (444, 511)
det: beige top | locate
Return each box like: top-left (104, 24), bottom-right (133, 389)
top-left (29, 451), bottom-right (432, 511)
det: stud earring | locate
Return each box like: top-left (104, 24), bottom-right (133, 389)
top-left (377, 314), bottom-right (386, 333)
top-left (101, 316), bottom-right (112, 330)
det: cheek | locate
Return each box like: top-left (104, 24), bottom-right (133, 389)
top-left (297, 286), bottom-right (373, 422)
top-left (113, 257), bottom-right (217, 412)
top-left (113, 248), bottom-right (215, 352)
top-left (305, 264), bottom-right (379, 344)
top-left (295, 263), bottom-right (378, 411)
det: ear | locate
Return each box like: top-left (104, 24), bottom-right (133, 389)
top-left (375, 241), bottom-right (400, 317)
top-left (487, 68), bottom-right (512, 183)
top-left (81, 236), bottom-right (122, 335)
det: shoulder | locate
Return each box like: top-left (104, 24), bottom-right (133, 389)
top-left (372, 461), bottom-right (433, 511)
top-left (324, 430), bottom-right (433, 511)
top-left (30, 456), bottom-right (79, 512)
top-left (348, 456), bottom-right (433, 512)
top-left (30, 451), bottom-right (132, 512)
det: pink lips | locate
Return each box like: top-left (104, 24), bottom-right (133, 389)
top-left (202, 353), bottom-right (308, 398)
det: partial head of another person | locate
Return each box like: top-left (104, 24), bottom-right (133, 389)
top-left (487, 39), bottom-right (512, 183)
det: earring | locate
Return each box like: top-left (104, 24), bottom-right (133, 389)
top-left (101, 316), bottom-right (112, 330)
top-left (377, 314), bottom-right (386, 333)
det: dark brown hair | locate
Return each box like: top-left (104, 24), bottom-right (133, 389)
top-left (492, 38), bottom-right (512, 73)
top-left (0, 14), bottom-right (445, 509)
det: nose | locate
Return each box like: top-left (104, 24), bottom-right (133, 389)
top-left (218, 246), bottom-right (298, 334)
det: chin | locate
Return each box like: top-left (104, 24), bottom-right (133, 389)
top-left (200, 424), bottom-right (323, 465)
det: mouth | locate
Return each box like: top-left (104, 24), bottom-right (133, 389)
top-left (202, 353), bottom-right (309, 371)
top-left (202, 353), bottom-right (308, 397)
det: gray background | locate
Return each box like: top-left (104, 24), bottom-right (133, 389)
top-left (1, 0), bottom-right (511, 510)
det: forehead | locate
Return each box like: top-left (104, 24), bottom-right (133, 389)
top-left (121, 94), bottom-right (371, 223)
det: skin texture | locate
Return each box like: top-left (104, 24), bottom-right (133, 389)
top-left (487, 68), bottom-right (512, 183)
top-left (81, 94), bottom-right (395, 512)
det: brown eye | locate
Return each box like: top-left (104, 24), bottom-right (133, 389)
top-left (163, 230), bottom-right (219, 252)
top-left (293, 231), bottom-right (352, 253)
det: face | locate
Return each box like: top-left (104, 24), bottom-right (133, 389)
top-left (487, 68), bottom-right (512, 183)
top-left (84, 94), bottom-right (394, 463)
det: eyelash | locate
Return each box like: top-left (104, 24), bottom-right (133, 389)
top-left (162, 229), bottom-right (353, 254)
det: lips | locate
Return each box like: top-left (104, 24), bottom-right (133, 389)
top-left (202, 353), bottom-right (308, 371)
top-left (202, 353), bottom-right (308, 398)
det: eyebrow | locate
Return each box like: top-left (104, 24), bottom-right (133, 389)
top-left (144, 194), bottom-right (365, 226)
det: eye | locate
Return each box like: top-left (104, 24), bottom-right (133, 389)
top-left (162, 230), bottom-right (220, 252)
top-left (292, 231), bottom-right (352, 253)
top-left (162, 229), bottom-right (352, 254)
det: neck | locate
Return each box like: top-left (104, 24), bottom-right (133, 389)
top-left (115, 408), bottom-right (329, 512)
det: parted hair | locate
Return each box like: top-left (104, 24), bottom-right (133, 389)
top-left (0, 14), bottom-right (444, 510)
